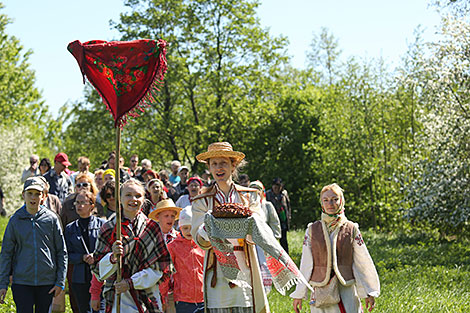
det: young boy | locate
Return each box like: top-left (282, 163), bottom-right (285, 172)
top-left (0, 176), bottom-right (67, 313)
top-left (148, 199), bottom-right (182, 313)
top-left (148, 199), bottom-right (181, 243)
top-left (162, 207), bottom-right (205, 313)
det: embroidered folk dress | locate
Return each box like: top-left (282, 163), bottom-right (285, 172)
top-left (191, 183), bottom-right (269, 313)
top-left (290, 221), bottom-right (380, 313)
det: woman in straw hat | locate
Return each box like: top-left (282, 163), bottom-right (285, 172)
top-left (92, 179), bottom-right (172, 313)
top-left (191, 142), bottom-right (269, 313)
top-left (192, 142), bottom-right (313, 313)
top-left (291, 183), bottom-right (380, 313)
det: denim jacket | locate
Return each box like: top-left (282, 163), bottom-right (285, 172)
top-left (64, 215), bottom-right (106, 284)
top-left (0, 205), bottom-right (68, 289)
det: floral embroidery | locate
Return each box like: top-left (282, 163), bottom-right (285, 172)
top-left (354, 233), bottom-right (364, 246)
top-left (303, 234), bottom-right (309, 246)
top-left (68, 39), bottom-right (167, 127)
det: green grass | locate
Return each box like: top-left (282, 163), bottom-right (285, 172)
top-left (0, 217), bottom-right (469, 312)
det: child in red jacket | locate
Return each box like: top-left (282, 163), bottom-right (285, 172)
top-left (162, 207), bottom-right (205, 313)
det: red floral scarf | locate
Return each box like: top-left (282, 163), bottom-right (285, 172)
top-left (68, 39), bottom-right (167, 127)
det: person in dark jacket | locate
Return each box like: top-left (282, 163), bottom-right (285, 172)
top-left (266, 177), bottom-right (292, 254)
top-left (43, 152), bottom-right (73, 204)
top-left (0, 176), bottom-right (67, 313)
top-left (65, 191), bottom-right (106, 313)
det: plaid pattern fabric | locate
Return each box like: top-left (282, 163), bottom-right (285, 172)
top-left (93, 211), bottom-right (171, 313)
top-left (204, 214), bottom-right (313, 295)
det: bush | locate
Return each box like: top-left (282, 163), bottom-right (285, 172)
top-left (0, 125), bottom-right (35, 215)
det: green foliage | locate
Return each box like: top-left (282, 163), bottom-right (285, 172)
top-left (0, 4), bottom-right (61, 212)
top-left (109, 0), bottom-right (287, 172)
top-left (0, 4), bottom-right (42, 126)
top-left (237, 85), bottom-right (322, 229)
top-left (57, 0), bottom-right (470, 237)
top-left (61, 85), bottom-right (116, 170)
top-left (0, 3), bottom-right (60, 163)
top-left (306, 27), bottom-right (342, 85)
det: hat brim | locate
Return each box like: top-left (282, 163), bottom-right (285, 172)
top-left (196, 151), bottom-right (245, 165)
top-left (148, 207), bottom-right (182, 221)
top-left (24, 186), bottom-right (44, 192)
top-left (60, 161), bottom-right (72, 167)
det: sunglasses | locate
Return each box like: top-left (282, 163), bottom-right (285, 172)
top-left (76, 182), bottom-right (90, 188)
top-left (74, 201), bottom-right (92, 206)
top-left (105, 193), bottom-right (114, 199)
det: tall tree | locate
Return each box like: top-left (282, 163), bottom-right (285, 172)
top-left (306, 27), bottom-right (342, 85)
top-left (110, 0), bottom-right (288, 172)
top-left (0, 3), bottom-right (59, 158)
top-left (403, 15), bottom-right (470, 236)
top-left (0, 4), bottom-right (42, 126)
top-left (0, 125), bottom-right (36, 214)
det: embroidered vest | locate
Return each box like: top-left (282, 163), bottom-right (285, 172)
top-left (309, 220), bottom-right (355, 286)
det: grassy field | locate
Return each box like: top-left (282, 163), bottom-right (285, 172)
top-left (0, 217), bottom-right (469, 312)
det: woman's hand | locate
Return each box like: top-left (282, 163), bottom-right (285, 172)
top-left (293, 298), bottom-right (303, 313)
top-left (114, 280), bottom-right (130, 294)
top-left (112, 240), bottom-right (125, 260)
top-left (48, 286), bottom-right (63, 298)
top-left (91, 299), bottom-right (100, 311)
top-left (365, 296), bottom-right (375, 312)
top-left (82, 254), bottom-right (95, 265)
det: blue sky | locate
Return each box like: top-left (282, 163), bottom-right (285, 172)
top-left (3, 0), bottom-right (440, 117)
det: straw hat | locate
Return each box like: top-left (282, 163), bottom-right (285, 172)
top-left (148, 199), bottom-right (182, 221)
top-left (196, 142), bottom-right (245, 165)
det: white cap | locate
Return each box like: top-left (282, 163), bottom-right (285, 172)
top-left (178, 206), bottom-right (192, 227)
top-left (178, 165), bottom-right (189, 174)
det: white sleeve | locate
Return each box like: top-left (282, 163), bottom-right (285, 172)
top-left (248, 191), bottom-right (262, 216)
top-left (265, 201), bottom-right (281, 239)
top-left (351, 225), bottom-right (380, 298)
top-left (191, 198), bottom-right (211, 249)
top-left (175, 196), bottom-right (184, 208)
top-left (99, 253), bottom-right (118, 280)
top-left (290, 224), bottom-right (313, 300)
top-left (131, 267), bottom-right (163, 290)
top-left (21, 169), bottom-right (30, 183)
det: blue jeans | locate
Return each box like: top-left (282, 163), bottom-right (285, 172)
top-left (175, 301), bottom-right (204, 313)
top-left (11, 284), bottom-right (54, 313)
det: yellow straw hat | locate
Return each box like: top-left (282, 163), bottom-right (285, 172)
top-left (196, 142), bottom-right (245, 165)
top-left (148, 199), bottom-right (182, 221)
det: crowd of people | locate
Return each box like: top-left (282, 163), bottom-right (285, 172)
top-left (0, 142), bottom-right (380, 313)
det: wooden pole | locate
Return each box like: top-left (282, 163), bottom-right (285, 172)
top-left (115, 125), bottom-right (122, 313)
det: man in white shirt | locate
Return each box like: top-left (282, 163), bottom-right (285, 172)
top-left (21, 154), bottom-right (40, 183)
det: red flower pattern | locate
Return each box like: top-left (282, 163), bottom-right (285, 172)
top-left (68, 39), bottom-right (167, 126)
